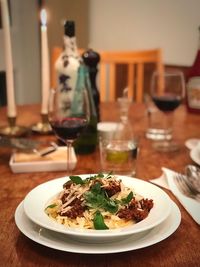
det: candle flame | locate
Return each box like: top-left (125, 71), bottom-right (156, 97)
top-left (41, 9), bottom-right (47, 26)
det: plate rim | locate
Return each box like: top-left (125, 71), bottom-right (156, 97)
top-left (15, 200), bottom-right (181, 254)
top-left (190, 146), bottom-right (200, 165)
top-left (23, 174), bottom-right (172, 238)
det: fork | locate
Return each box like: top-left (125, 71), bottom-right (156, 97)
top-left (173, 174), bottom-right (200, 202)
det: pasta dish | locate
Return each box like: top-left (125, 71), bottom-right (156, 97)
top-left (45, 173), bottom-right (154, 230)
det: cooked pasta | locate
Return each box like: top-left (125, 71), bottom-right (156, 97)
top-left (45, 173), bottom-right (154, 230)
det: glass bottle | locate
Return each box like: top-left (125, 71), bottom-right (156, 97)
top-left (114, 95), bottom-right (133, 141)
top-left (55, 20), bottom-right (81, 111)
top-left (54, 20), bottom-right (98, 154)
top-left (82, 49), bottom-right (101, 121)
top-left (70, 64), bottom-right (86, 117)
top-left (104, 91), bottom-right (138, 176)
top-left (186, 26), bottom-right (200, 114)
top-left (74, 66), bottom-right (98, 154)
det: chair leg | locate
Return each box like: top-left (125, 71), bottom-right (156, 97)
top-left (128, 64), bottom-right (134, 100)
top-left (136, 63), bottom-right (144, 103)
top-left (110, 63), bottom-right (116, 101)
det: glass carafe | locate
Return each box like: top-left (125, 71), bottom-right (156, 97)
top-left (100, 95), bottom-right (138, 177)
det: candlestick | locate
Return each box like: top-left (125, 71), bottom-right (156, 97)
top-left (31, 9), bottom-right (51, 134)
top-left (0, 0), bottom-right (28, 137)
top-left (1, 0), bottom-right (16, 117)
top-left (0, 117), bottom-right (29, 137)
top-left (32, 113), bottom-right (52, 134)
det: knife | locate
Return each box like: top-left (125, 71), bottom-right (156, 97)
top-left (0, 136), bottom-right (58, 156)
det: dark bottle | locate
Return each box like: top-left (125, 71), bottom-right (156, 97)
top-left (55, 21), bottom-right (98, 153)
top-left (54, 20), bottom-right (81, 146)
top-left (74, 66), bottom-right (98, 154)
top-left (82, 49), bottom-right (101, 121)
top-left (186, 26), bottom-right (200, 114)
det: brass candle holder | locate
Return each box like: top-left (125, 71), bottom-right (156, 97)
top-left (32, 113), bottom-right (52, 134)
top-left (0, 116), bottom-right (29, 137)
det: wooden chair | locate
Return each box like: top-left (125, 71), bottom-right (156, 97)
top-left (99, 49), bottom-right (164, 102)
top-left (51, 47), bottom-right (164, 103)
top-left (51, 47), bottom-right (61, 90)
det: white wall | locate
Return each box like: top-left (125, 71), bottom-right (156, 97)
top-left (89, 0), bottom-right (200, 66)
top-left (0, 0), bottom-right (40, 105)
top-left (1, 0), bottom-right (199, 105)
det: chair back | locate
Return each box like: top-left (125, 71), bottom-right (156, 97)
top-left (51, 47), bottom-right (62, 90)
top-left (51, 48), bottom-right (164, 103)
top-left (99, 49), bottom-right (164, 102)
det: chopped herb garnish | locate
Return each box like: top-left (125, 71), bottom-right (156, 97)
top-left (104, 198), bottom-right (118, 213)
top-left (69, 175), bottom-right (85, 185)
top-left (84, 189), bottom-right (105, 209)
top-left (84, 182), bottom-right (118, 213)
top-left (105, 171), bottom-right (113, 178)
top-left (69, 173), bottom-right (105, 185)
top-left (45, 203), bottom-right (57, 209)
top-left (91, 182), bottom-right (102, 194)
top-left (93, 210), bottom-right (109, 230)
top-left (97, 173), bottom-right (104, 178)
top-left (121, 191), bottom-right (134, 205)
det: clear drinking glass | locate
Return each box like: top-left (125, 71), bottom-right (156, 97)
top-left (99, 96), bottom-right (139, 177)
top-left (150, 70), bottom-right (185, 152)
top-left (145, 94), bottom-right (173, 141)
top-left (48, 66), bottom-right (90, 172)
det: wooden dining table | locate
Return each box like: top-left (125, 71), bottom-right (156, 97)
top-left (0, 102), bottom-right (200, 267)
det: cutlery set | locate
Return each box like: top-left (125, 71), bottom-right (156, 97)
top-left (0, 136), bottom-right (58, 156)
top-left (174, 165), bottom-right (200, 202)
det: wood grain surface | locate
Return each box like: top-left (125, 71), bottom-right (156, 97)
top-left (0, 103), bottom-right (199, 267)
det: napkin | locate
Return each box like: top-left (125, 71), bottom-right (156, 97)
top-left (150, 168), bottom-right (200, 225)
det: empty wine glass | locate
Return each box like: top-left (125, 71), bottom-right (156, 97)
top-left (150, 70), bottom-right (185, 152)
top-left (48, 65), bottom-right (90, 172)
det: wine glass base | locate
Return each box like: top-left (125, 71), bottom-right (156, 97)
top-left (152, 140), bottom-right (180, 152)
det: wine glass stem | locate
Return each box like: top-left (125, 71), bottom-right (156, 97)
top-left (66, 141), bottom-right (73, 174)
top-left (164, 112), bottom-right (173, 140)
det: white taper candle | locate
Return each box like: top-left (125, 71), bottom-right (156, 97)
top-left (40, 9), bottom-right (50, 114)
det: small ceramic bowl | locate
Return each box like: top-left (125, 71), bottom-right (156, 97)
top-left (97, 122), bottom-right (122, 140)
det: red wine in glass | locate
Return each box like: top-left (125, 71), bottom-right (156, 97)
top-left (48, 66), bottom-right (90, 172)
top-left (152, 94), bottom-right (182, 112)
top-left (50, 118), bottom-right (88, 142)
top-left (150, 70), bottom-right (185, 152)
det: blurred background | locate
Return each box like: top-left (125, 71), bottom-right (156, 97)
top-left (0, 0), bottom-right (200, 105)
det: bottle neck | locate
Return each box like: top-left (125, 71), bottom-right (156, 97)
top-left (63, 36), bottom-right (79, 59)
top-left (85, 69), bottom-right (97, 117)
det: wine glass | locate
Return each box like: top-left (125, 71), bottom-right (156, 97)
top-left (48, 67), bottom-right (90, 172)
top-left (150, 70), bottom-right (185, 152)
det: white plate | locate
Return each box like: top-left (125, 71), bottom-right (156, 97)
top-left (190, 146), bottom-right (200, 165)
top-left (185, 138), bottom-right (200, 150)
top-left (15, 200), bottom-right (181, 254)
top-left (23, 175), bottom-right (172, 242)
